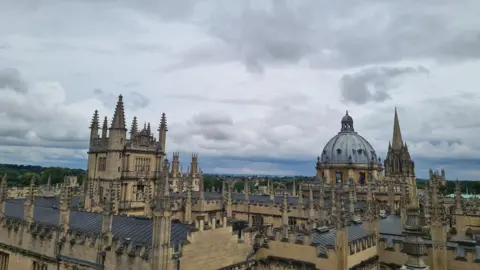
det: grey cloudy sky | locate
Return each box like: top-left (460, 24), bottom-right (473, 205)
top-left (1, 0), bottom-right (480, 179)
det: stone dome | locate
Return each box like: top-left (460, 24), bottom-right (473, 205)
top-left (320, 111), bottom-right (379, 164)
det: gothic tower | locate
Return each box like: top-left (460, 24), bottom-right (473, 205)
top-left (106, 95), bottom-right (127, 180)
top-left (384, 108), bottom-right (417, 205)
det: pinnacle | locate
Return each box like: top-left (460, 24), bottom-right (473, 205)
top-left (90, 110), bottom-right (99, 129)
top-left (158, 112), bottom-right (167, 131)
top-left (110, 94), bottom-right (126, 130)
top-left (392, 107), bottom-right (404, 150)
top-left (130, 116), bottom-right (138, 135)
top-left (102, 116), bottom-right (108, 129)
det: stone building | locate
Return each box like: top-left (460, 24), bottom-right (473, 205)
top-left (0, 95), bottom-right (478, 269)
top-left (84, 95), bottom-right (200, 216)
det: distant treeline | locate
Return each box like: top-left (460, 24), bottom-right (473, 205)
top-left (0, 164), bottom-right (86, 187)
top-left (0, 164), bottom-right (478, 194)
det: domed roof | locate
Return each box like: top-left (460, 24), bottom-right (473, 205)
top-left (320, 111), bottom-right (379, 165)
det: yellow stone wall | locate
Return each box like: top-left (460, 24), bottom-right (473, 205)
top-left (378, 238), bottom-right (480, 270)
top-left (179, 226), bottom-right (253, 270)
top-left (456, 215), bottom-right (480, 238)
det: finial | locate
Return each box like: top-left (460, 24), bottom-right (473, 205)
top-left (90, 110), bottom-right (100, 129)
top-left (159, 112), bottom-right (167, 131)
top-left (346, 110), bottom-right (348, 115)
top-left (110, 94), bottom-right (126, 130)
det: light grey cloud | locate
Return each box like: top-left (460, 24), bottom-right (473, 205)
top-left (340, 66), bottom-right (429, 105)
top-left (2, 0), bottom-right (480, 178)
top-left (0, 68), bottom-right (101, 153)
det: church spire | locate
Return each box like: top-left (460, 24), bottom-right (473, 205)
top-left (110, 95), bottom-right (126, 130)
top-left (392, 107), bottom-right (404, 150)
top-left (130, 116), bottom-right (138, 136)
top-left (102, 116), bottom-right (108, 138)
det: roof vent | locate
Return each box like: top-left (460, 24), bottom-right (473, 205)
top-left (314, 226), bottom-right (330, 233)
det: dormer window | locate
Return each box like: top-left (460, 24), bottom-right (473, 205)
top-left (358, 149), bottom-right (363, 154)
top-left (336, 149), bottom-right (342, 154)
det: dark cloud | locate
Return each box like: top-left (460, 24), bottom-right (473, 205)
top-left (0, 68), bottom-right (28, 93)
top-left (166, 1), bottom-right (480, 72)
top-left (192, 111), bottom-right (233, 126)
top-left (339, 66), bottom-right (429, 105)
top-left (0, 43), bottom-right (10, 50)
top-left (128, 91), bottom-right (149, 109)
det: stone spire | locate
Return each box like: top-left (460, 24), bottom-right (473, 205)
top-left (423, 182), bottom-right (431, 226)
top-left (0, 174), bottom-right (7, 218)
top-left (401, 205), bottom-right (429, 270)
top-left (146, 122), bottom-right (152, 136)
top-left (297, 183), bottom-right (304, 208)
top-left (221, 178), bottom-right (226, 205)
top-left (189, 154), bottom-right (199, 177)
top-left (400, 180), bottom-right (409, 224)
top-left (47, 174), bottom-right (51, 191)
top-left (199, 169), bottom-right (205, 202)
top-left (184, 172), bottom-right (192, 222)
top-left (308, 185), bottom-right (315, 221)
top-left (243, 178), bottom-right (249, 201)
top-left (24, 176), bottom-right (35, 224)
top-left (363, 181), bottom-right (377, 225)
top-left (429, 174), bottom-right (448, 270)
top-left (281, 188), bottom-right (289, 238)
top-left (454, 180), bottom-right (463, 215)
top-left (172, 152), bottom-right (180, 178)
top-left (352, 183), bottom-right (357, 203)
top-left (269, 179), bottom-right (274, 201)
top-left (348, 183), bottom-right (355, 215)
top-left (317, 180), bottom-right (325, 225)
top-left (130, 116), bottom-right (138, 137)
top-left (330, 185), bottom-right (337, 226)
top-left (387, 179), bottom-right (395, 214)
top-left (151, 158), bottom-right (173, 270)
top-left (384, 108), bottom-right (415, 186)
top-left (101, 116), bottom-right (108, 138)
top-left (144, 180), bottom-right (153, 217)
top-left (336, 186), bottom-right (348, 229)
top-left (59, 177), bottom-right (71, 231)
top-left (90, 110), bottom-right (100, 141)
top-left (392, 107), bottom-right (404, 150)
top-left (226, 180), bottom-right (233, 218)
top-left (110, 94), bottom-right (126, 130)
top-left (291, 179), bottom-right (297, 197)
top-left (429, 175), bottom-right (446, 226)
top-left (334, 184), bottom-right (348, 270)
top-left (177, 165), bottom-right (184, 194)
top-left (158, 113), bottom-right (167, 153)
top-left (98, 182), bottom-right (114, 250)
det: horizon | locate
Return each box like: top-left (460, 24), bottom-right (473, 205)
top-left (1, 162), bottom-right (478, 182)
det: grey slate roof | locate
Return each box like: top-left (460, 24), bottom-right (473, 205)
top-left (182, 191), bottom-right (366, 210)
top-left (311, 222), bottom-right (370, 246)
top-left (4, 199), bottom-right (191, 246)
